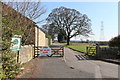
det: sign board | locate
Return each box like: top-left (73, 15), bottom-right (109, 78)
top-left (10, 36), bottom-right (21, 51)
top-left (39, 46), bottom-right (52, 55)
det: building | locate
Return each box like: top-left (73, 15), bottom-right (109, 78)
top-left (35, 26), bottom-right (49, 46)
top-left (2, 2), bottom-right (49, 46)
top-left (1, 2), bottom-right (51, 63)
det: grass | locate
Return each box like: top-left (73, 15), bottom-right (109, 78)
top-left (66, 45), bottom-right (108, 54)
top-left (66, 45), bottom-right (88, 53)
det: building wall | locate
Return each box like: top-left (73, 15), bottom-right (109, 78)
top-left (35, 27), bottom-right (48, 46)
top-left (2, 2), bottom-right (35, 45)
top-left (45, 38), bottom-right (48, 46)
top-left (19, 45), bottom-right (34, 64)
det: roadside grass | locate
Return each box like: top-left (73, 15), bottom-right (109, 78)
top-left (66, 45), bottom-right (88, 53)
top-left (66, 45), bottom-right (108, 54)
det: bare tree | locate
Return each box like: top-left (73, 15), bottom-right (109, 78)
top-left (46, 6), bottom-right (92, 45)
top-left (42, 23), bottom-right (59, 40)
top-left (2, 1), bottom-right (46, 45)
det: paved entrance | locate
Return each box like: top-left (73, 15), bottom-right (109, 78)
top-left (64, 47), bottom-right (119, 78)
top-left (17, 56), bottom-right (94, 78)
top-left (16, 44), bottom-right (119, 79)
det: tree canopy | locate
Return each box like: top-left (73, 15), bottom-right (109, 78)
top-left (109, 35), bottom-right (120, 47)
top-left (46, 6), bottom-right (92, 45)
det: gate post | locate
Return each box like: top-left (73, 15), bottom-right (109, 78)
top-left (96, 43), bottom-right (100, 58)
top-left (62, 46), bottom-right (64, 56)
top-left (33, 44), bottom-right (35, 58)
top-left (85, 47), bottom-right (89, 56)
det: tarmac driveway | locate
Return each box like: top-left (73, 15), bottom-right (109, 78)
top-left (16, 56), bottom-right (94, 78)
top-left (16, 43), bottom-right (119, 79)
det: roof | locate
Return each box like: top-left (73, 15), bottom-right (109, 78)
top-left (1, 2), bottom-right (46, 34)
top-left (2, 2), bottom-right (36, 25)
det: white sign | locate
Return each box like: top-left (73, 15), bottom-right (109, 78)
top-left (10, 36), bottom-right (21, 51)
top-left (39, 46), bottom-right (52, 55)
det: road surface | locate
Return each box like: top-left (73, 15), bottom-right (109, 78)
top-left (16, 44), bottom-right (119, 79)
top-left (17, 56), bottom-right (94, 78)
top-left (64, 47), bottom-right (119, 78)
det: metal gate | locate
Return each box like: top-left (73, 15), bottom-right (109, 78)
top-left (49, 45), bottom-right (64, 57)
top-left (34, 45), bottom-right (64, 57)
top-left (86, 46), bottom-right (96, 56)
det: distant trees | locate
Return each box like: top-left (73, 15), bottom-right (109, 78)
top-left (42, 24), bottom-right (57, 40)
top-left (42, 24), bottom-right (67, 42)
top-left (46, 6), bottom-right (92, 45)
top-left (109, 35), bottom-right (120, 47)
top-left (57, 29), bottom-right (67, 43)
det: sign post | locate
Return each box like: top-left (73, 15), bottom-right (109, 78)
top-left (10, 35), bottom-right (22, 51)
top-left (10, 35), bottom-right (22, 63)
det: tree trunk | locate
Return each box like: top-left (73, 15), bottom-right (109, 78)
top-left (67, 37), bottom-right (70, 45)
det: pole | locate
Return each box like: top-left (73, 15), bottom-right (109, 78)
top-left (17, 51), bottom-right (19, 63)
top-left (96, 43), bottom-right (100, 59)
top-left (37, 27), bottom-right (39, 57)
top-left (33, 43), bottom-right (35, 58)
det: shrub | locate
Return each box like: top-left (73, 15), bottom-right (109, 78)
top-left (2, 50), bottom-right (21, 79)
top-left (109, 35), bottom-right (120, 47)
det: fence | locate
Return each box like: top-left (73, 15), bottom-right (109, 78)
top-left (49, 45), bottom-right (64, 57)
top-left (34, 45), bottom-right (64, 57)
top-left (87, 45), bottom-right (119, 59)
top-left (96, 47), bottom-right (119, 59)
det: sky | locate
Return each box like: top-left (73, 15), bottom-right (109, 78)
top-left (2, 0), bottom-right (118, 41)
top-left (37, 1), bottom-right (118, 41)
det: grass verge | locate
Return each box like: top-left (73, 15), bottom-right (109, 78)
top-left (66, 45), bottom-right (88, 53)
top-left (65, 45), bottom-right (108, 54)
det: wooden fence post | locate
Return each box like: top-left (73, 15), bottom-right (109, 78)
top-left (96, 44), bottom-right (100, 58)
top-left (62, 46), bottom-right (64, 56)
top-left (86, 47), bottom-right (88, 55)
top-left (17, 51), bottom-right (19, 63)
top-left (33, 44), bottom-right (36, 58)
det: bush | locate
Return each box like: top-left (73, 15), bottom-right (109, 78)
top-left (109, 35), bottom-right (120, 47)
top-left (2, 50), bottom-right (21, 79)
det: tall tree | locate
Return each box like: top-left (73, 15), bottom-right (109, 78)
top-left (42, 24), bottom-right (67, 42)
top-left (46, 6), bottom-right (92, 45)
top-left (57, 29), bottom-right (67, 42)
top-left (42, 23), bottom-right (58, 40)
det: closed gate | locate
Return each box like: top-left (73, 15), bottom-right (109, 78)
top-left (86, 46), bottom-right (96, 56)
top-left (49, 45), bottom-right (64, 57)
top-left (34, 45), bottom-right (64, 57)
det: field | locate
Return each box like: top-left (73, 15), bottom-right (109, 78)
top-left (66, 45), bottom-right (88, 53)
top-left (70, 43), bottom-right (93, 45)
top-left (66, 43), bottom-right (108, 54)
